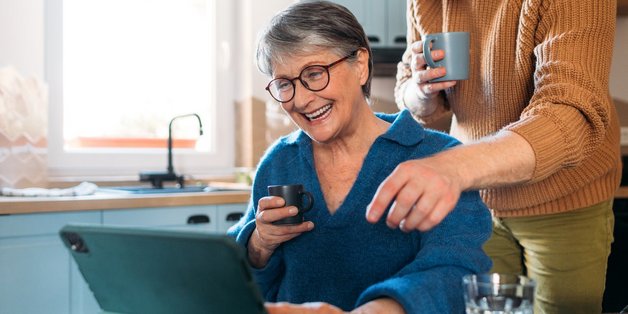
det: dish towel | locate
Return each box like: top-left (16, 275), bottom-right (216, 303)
top-left (0, 182), bottom-right (98, 197)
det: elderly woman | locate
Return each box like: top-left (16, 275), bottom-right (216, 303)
top-left (227, 1), bottom-right (492, 313)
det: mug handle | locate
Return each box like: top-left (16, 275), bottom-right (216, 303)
top-left (300, 191), bottom-right (314, 212)
top-left (422, 35), bottom-right (438, 69)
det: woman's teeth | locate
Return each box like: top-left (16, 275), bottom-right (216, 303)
top-left (305, 104), bottom-right (332, 121)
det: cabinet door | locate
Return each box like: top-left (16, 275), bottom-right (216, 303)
top-left (0, 211), bottom-right (100, 314)
top-left (102, 205), bottom-right (218, 232)
top-left (216, 203), bottom-right (248, 233)
top-left (363, 0), bottom-right (387, 48)
top-left (386, 0), bottom-right (407, 47)
top-left (331, 0), bottom-right (387, 48)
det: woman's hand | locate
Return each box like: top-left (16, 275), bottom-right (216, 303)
top-left (265, 298), bottom-right (404, 314)
top-left (265, 302), bottom-right (345, 314)
top-left (248, 196), bottom-right (314, 268)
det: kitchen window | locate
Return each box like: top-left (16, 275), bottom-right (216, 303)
top-left (45, 0), bottom-right (235, 178)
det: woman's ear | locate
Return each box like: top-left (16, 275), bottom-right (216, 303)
top-left (356, 48), bottom-right (370, 85)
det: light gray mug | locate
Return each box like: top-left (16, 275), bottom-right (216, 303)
top-left (422, 31), bottom-right (470, 82)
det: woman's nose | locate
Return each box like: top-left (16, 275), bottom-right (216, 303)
top-left (292, 79), bottom-right (315, 109)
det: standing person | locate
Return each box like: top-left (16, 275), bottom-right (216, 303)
top-left (228, 1), bottom-right (492, 313)
top-left (366, 1), bottom-right (620, 313)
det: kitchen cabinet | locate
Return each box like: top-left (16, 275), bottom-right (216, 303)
top-left (327, 0), bottom-right (406, 76)
top-left (85, 204), bottom-right (248, 312)
top-left (101, 204), bottom-right (247, 233)
top-left (0, 203), bottom-right (247, 314)
top-left (103, 205), bottom-right (219, 231)
top-left (619, 0), bottom-right (628, 15)
top-left (331, 0), bottom-right (406, 49)
top-left (217, 203), bottom-right (248, 233)
top-left (0, 211), bottom-right (100, 314)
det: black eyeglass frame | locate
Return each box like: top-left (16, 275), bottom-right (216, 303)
top-left (265, 50), bottom-right (359, 103)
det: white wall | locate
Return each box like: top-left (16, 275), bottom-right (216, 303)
top-left (235, 0), bottom-right (296, 102)
top-left (0, 0), bottom-right (45, 79)
top-left (611, 17), bottom-right (628, 101)
top-left (0, 1), bottom-right (626, 113)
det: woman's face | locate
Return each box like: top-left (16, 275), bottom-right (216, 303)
top-left (270, 49), bottom-right (369, 144)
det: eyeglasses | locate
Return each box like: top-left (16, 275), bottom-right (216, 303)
top-left (265, 50), bottom-right (358, 103)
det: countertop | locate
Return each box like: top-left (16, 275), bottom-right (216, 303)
top-left (616, 186), bottom-right (628, 198)
top-left (0, 190), bottom-right (250, 215)
top-left (2, 187), bottom-right (627, 216)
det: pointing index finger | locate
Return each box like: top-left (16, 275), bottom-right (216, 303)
top-left (366, 170), bottom-right (407, 223)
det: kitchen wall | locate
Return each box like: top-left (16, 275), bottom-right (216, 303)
top-left (235, 0), bottom-right (400, 113)
top-left (3, 1), bottom-right (626, 102)
top-left (611, 17), bottom-right (628, 101)
top-left (1, 0), bottom-right (627, 167)
top-left (0, 0), bottom-right (44, 79)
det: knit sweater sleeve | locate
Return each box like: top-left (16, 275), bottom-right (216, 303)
top-left (394, 0), bottom-right (450, 124)
top-left (226, 140), bottom-right (293, 301)
top-left (503, 0), bottom-right (616, 183)
top-left (355, 191), bottom-right (493, 313)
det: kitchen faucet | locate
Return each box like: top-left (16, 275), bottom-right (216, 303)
top-left (139, 113), bottom-right (203, 188)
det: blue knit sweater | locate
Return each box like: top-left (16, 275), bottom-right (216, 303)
top-left (228, 110), bottom-right (492, 313)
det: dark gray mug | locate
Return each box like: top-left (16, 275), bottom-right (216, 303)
top-left (423, 31), bottom-right (470, 82)
top-left (268, 184), bottom-right (314, 225)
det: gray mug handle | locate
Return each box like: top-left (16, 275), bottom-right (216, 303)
top-left (422, 35), bottom-right (437, 68)
top-left (300, 191), bottom-right (314, 212)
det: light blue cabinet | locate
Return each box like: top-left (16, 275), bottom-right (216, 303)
top-left (101, 203), bottom-right (247, 233)
top-left (330, 0), bottom-right (406, 48)
top-left (217, 203), bottom-right (248, 233)
top-left (103, 205), bottom-right (219, 231)
top-left (0, 211), bottom-right (100, 314)
top-left (79, 203), bottom-right (248, 312)
top-left (0, 203), bottom-right (248, 314)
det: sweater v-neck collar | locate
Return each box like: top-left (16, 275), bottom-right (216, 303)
top-left (288, 110), bottom-right (425, 228)
top-left (285, 110), bottom-right (425, 147)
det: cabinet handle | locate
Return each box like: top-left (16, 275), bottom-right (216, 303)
top-left (367, 36), bottom-right (380, 43)
top-left (187, 214), bottom-right (210, 224)
top-left (226, 212), bottom-right (244, 221)
top-left (394, 36), bottom-right (406, 44)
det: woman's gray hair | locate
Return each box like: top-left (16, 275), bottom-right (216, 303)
top-left (256, 1), bottom-right (373, 98)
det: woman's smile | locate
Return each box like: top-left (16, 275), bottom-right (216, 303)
top-left (304, 103), bottom-right (333, 121)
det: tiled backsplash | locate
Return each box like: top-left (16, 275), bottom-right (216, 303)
top-left (0, 67), bottom-right (48, 188)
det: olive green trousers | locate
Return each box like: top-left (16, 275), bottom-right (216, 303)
top-left (484, 200), bottom-right (615, 314)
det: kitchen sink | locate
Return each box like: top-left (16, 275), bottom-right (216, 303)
top-left (97, 185), bottom-right (220, 194)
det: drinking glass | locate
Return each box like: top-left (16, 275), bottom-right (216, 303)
top-left (462, 273), bottom-right (535, 314)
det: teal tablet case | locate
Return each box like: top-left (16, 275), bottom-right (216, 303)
top-left (59, 224), bottom-right (266, 314)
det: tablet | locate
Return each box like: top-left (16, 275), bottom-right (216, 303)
top-left (59, 224), bottom-right (267, 314)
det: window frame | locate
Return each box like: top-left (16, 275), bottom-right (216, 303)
top-left (44, 0), bottom-right (235, 178)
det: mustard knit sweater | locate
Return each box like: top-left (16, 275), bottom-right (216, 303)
top-left (395, 0), bottom-right (621, 217)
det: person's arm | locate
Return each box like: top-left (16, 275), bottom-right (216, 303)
top-left (228, 144), bottom-right (313, 300)
top-left (247, 195), bottom-right (314, 268)
top-left (371, 0), bottom-right (617, 232)
top-left (264, 298), bottom-right (404, 314)
top-left (367, 130), bottom-right (534, 231)
top-left (360, 190), bottom-right (493, 313)
top-left (351, 298), bottom-right (404, 314)
top-left (393, 0), bottom-right (453, 125)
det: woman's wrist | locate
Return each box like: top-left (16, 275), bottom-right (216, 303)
top-left (351, 298), bottom-right (405, 314)
top-left (402, 81), bottom-right (439, 117)
top-left (247, 230), bottom-right (273, 268)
